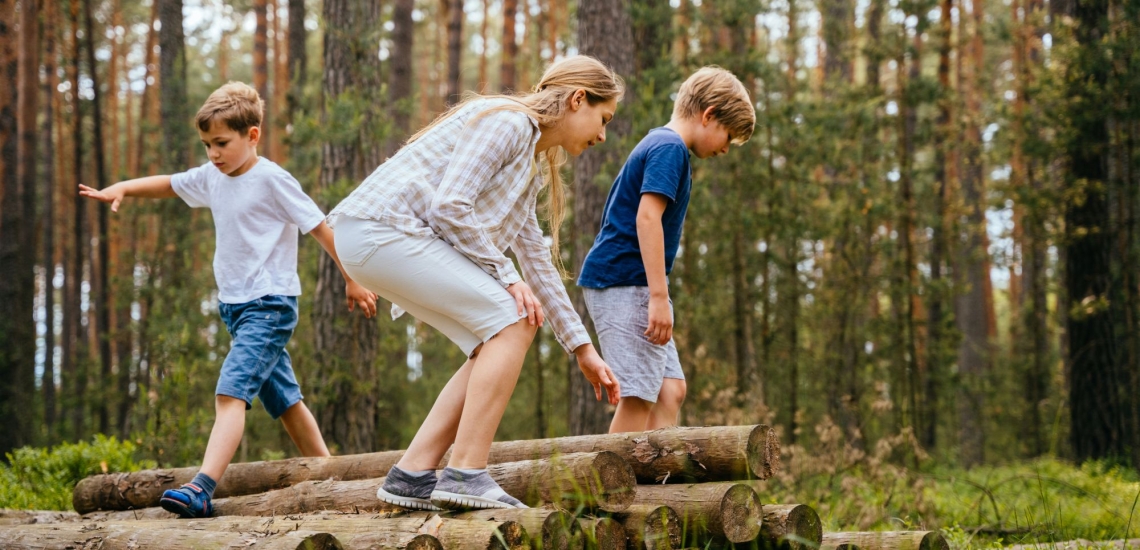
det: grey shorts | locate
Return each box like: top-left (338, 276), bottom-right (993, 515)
top-left (583, 286), bottom-right (684, 403)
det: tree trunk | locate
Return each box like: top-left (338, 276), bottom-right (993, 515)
top-left (0, 0), bottom-right (37, 454)
top-left (0, 523), bottom-right (344, 550)
top-left (387, 0), bottom-right (414, 157)
top-left (253, 0), bottom-right (269, 156)
top-left (611, 505), bottom-right (682, 550)
top-left (758, 504), bottom-right (822, 550)
top-left (454, 508), bottom-right (582, 550)
top-left (632, 482), bottom-right (762, 543)
top-left (1064, 0), bottom-right (1120, 462)
top-left (66, 0), bottom-right (88, 441)
top-left (74, 424), bottom-right (777, 513)
top-left (313, 0), bottom-right (382, 455)
top-left (285, 0), bottom-right (305, 125)
top-left (822, 532), bottom-right (949, 550)
top-left (580, 517), bottom-right (626, 550)
top-left (159, 0), bottom-right (190, 170)
top-left (41, 0), bottom-right (59, 438)
top-left (955, 0), bottom-right (989, 466)
top-left (500, 0), bottom-right (517, 91)
top-left (569, 0), bottom-right (634, 435)
top-left (446, 0), bottom-right (462, 104)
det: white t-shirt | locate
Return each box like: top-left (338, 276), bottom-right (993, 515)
top-left (171, 158), bottom-right (325, 304)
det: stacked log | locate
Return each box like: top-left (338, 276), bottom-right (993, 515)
top-left (822, 531), bottom-right (949, 550)
top-left (581, 516), bottom-right (627, 550)
top-left (71, 425), bottom-right (779, 514)
top-left (632, 482), bottom-right (762, 544)
top-left (612, 504), bottom-right (682, 550)
top-left (758, 504), bottom-right (823, 550)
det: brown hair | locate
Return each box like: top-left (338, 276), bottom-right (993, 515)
top-left (407, 55), bottom-right (625, 275)
top-left (195, 81), bottom-right (264, 134)
top-left (673, 66), bottom-right (755, 144)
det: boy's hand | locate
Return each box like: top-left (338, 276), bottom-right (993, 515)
top-left (645, 295), bottom-right (673, 345)
top-left (345, 280), bottom-right (378, 318)
top-left (78, 183), bottom-right (126, 212)
top-left (506, 281), bottom-right (544, 327)
top-left (574, 344), bottom-right (621, 404)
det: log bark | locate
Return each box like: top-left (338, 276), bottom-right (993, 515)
top-left (823, 545), bottom-right (861, 550)
top-left (822, 532), bottom-right (948, 550)
top-left (633, 482), bottom-right (763, 543)
top-left (612, 504), bottom-right (682, 550)
top-left (580, 516), bottom-right (626, 550)
top-left (0, 522), bottom-right (342, 550)
top-left (757, 504), bottom-right (822, 550)
top-left (74, 426), bottom-right (772, 513)
top-left (449, 507), bottom-right (583, 550)
top-left (0, 509), bottom-right (81, 526)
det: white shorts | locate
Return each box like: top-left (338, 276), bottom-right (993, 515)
top-left (333, 215), bottom-right (525, 357)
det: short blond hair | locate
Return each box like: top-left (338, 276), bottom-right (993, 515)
top-left (195, 82), bottom-right (264, 134)
top-left (673, 67), bottom-right (755, 144)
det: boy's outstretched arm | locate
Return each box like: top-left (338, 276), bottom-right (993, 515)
top-left (308, 221), bottom-right (378, 318)
top-left (78, 175), bottom-right (177, 212)
top-left (636, 192), bottom-right (673, 345)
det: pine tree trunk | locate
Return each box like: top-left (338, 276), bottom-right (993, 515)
top-left (446, 0), bottom-right (462, 104)
top-left (67, 0), bottom-right (88, 441)
top-left (569, 0), bottom-right (634, 435)
top-left (253, 0), bottom-right (269, 157)
top-left (41, 0), bottom-right (59, 438)
top-left (285, 0), bottom-right (305, 125)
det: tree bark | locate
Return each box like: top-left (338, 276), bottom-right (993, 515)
top-left (65, 0), bottom-right (88, 441)
top-left (387, 0), bottom-right (414, 157)
top-left (313, 0), bottom-right (382, 454)
top-left (632, 482), bottom-right (762, 543)
top-left (612, 504), bottom-right (682, 550)
top-left (822, 532), bottom-right (949, 550)
top-left (285, 0), bottom-right (305, 125)
top-left (757, 504), bottom-right (822, 550)
top-left (253, 0), bottom-right (269, 156)
top-left (500, 0), bottom-right (517, 91)
top-left (74, 425), bottom-right (777, 513)
top-left (569, 0), bottom-right (634, 435)
top-left (446, 0), bottom-right (462, 104)
top-left (0, 523), bottom-right (344, 550)
top-left (0, 0), bottom-right (37, 454)
top-left (41, 0), bottom-right (59, 438)
top-left (452, 508), bottom-right (582, 550)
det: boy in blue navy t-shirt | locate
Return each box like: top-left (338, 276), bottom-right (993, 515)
top-left (578, 67), bottom-right (756, 433)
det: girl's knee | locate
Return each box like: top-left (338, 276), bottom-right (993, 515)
top-left (660, 379), bottom-right (687, 407)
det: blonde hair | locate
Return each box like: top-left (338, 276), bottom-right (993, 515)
top-left (195, 81), bottom-right (264, 134)
top-left (407, 55), bottom-right (625, 275)
top-left (673, 66), bottom-right (755, 144)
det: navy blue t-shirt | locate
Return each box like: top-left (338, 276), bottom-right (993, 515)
top-left (578, 127), bottom-right (692, 288)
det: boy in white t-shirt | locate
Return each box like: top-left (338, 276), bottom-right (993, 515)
top-left (79, 82), bottom-right (376, 518)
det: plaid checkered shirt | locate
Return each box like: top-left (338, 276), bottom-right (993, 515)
top-left (328, 98), bottom-right (592, 353)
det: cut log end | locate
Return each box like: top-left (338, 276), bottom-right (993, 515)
top-left (748, 425), bottom-right (781, 479)
top-left (285, 532), bottom-right (344, 550)
top-left (492, 520), bottom-right (529, 550)
top-left (822, 531), bottom-right (947, 550)
top-left (616, 504), bottom-right (683, 550)
top-left (721, 483), bottom-right (764, 542)
top-left (593, 451), bottom-right (637, 511)
top-left (408, 533), bottom-right (446, 550)
top-left (584, 517), bottom-right (626, 550)
top-left (760, 504), bottom-right (822, 550)
top-left (542, 509), bottom-right (584, 550)
top-left (921, 531), bottom-right (949, 550)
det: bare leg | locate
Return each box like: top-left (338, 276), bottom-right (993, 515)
top-left (646, 378), bottom-right (687, 430)
top-left (447, 319), bottom-right (537, 468)
top-left (396, 357), bottom-right (476, 471)
top-left (609, 396), bottom-right (654, 433)
top-left (199, 396), bottom-right (247, 481)
top-left (279, 401), bottom-right (331, 457)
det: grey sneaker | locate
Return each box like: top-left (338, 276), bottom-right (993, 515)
top-left (376, 466), bottom-right (443, 511)
top-left (430, 467), bottom-right (527, 510)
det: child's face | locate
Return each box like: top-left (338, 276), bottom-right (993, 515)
top-left (691, 113), bottom-right (733, 159)
top-left (561, 94), bottom-right (618, 156)
top-left (198, 120), bottom-right (260, 177)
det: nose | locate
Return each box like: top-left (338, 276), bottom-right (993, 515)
top-left (597, 128), bottom-right (606, 143)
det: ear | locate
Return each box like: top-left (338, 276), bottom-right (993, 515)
top-left (569, 89), bottom-right (587, 111)
top-left (247, 126), bottom-right (261, 145)
top-left (701, 106), bottom-right (718, 125)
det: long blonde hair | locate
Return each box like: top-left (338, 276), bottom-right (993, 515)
top-left (406, 55), bottom-right (625, 274)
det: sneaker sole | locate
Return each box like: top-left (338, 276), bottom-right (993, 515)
top-left (430, 490), bottom-right (518, 510)
top-left (159, 497), bottom-right (207, 518)
top-left (377, 486), bottom-right (443, 511)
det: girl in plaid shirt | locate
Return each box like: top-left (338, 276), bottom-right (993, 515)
top-left (328, 55), bottom-right (623, 510)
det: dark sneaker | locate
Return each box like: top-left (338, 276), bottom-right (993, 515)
top-left (430, 467), bottom-right (527, 510)
top-left (376, 466), bottom-right (443, 511)
top-left (159, 483), bottom-right (214, 518)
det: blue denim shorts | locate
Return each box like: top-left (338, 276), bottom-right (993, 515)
top-left (217, 295), bottom-right (303, 419)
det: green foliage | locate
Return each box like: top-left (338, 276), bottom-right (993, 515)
top-left (0, 436), bottom-right (155, 511)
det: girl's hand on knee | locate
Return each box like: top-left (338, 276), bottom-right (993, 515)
top-left (574, 344), bottom-right (621, 405)
top-left (507, 281), bottom-right (544, 327)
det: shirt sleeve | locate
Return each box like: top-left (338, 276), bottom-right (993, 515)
top-left (639, 143), bottom-right (689, 202)
top-left (170, 163), bottom-right (214, 208)
top-left (270, 170), bottom-right (326, 234)
top-left (511, 197), bottom-right (592, 353)
top-left (428, 109), bottom-right (534, 287)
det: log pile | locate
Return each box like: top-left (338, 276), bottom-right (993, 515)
top-left (0, 425), bottom-right (949, 550)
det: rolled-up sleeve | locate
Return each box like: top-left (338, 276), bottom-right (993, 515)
top-left (512, 202), bottom-right (592, 353)
top-left (429, 111), bottom-right (532, 287)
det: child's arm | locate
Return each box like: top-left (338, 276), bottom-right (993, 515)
top-left (78, 175), bottom-right (178, 212)
top-left (636, 193), bottom-right (673, 345)
top-left (308, 221), bottom-right (378, 318)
